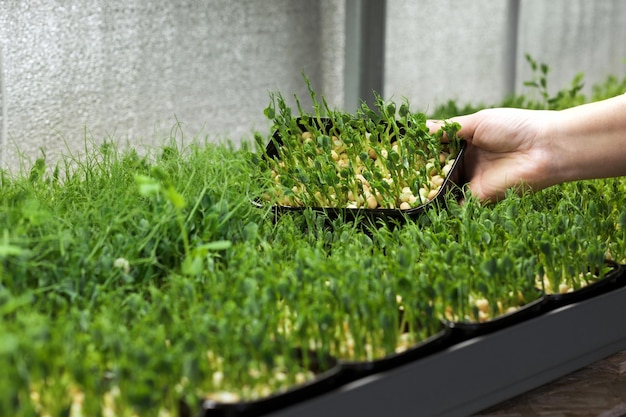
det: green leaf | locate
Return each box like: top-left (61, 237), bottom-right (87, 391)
top-left (0, 333), bottom-right (18, 355)
top-left (182, 255), bottom-right (204, 276)
top-left (165, 186), bottom-right (186, 209)
top-left (618, 211), bottom-right (626, 229)
top-left (135, 174), bottom-right (161, 196)
top-left (0, 292), bottom-right (33, 317)
top-left (480, 258), bottom-right (498, 277)
top-left (243, 222), bottom-right (259, 241)
top-left (150, 166), bottom-right (171, 185)
top-left (399, 103), bottom-right (409, 118)
top-left (386, 103), bottom-right (396, 116)
top-left (29, 157), bottom-right (46, 183)
top-left (525, 53), bottom-right (537, 71)
top-left (198, 240), bottom-right (232, 252)
top-left (0, 233), bottom-right (23, 257)
top-left (264, 105), bottom-right (275, 120)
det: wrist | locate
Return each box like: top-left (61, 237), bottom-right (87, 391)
top-left (545, 94), bottom-right (626, 185)
top-left (521, 109), bottom-right (573, 191)
top-left (543, 110), bottom-right (582, 186)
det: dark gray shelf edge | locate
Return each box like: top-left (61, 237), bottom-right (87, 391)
top-left (267, 285), bottom-right (626, 417)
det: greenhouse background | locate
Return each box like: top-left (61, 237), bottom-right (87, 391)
top-left (0, 0), bottom-right (625, 171)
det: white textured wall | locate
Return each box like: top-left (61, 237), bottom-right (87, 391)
top-left (386, 0), bottom-right (626, 110)
top-left (0, 0), bottom-right (345, 170)
top-left (0, 0), bottom-right (625, 172)
top-left (517, 0), bottom-right (626, 97)
top-left (384, 0), bottom-right (513, 112)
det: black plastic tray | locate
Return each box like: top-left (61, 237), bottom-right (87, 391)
top-left (338, 324), bottom-right (455, 382)
top-left (198, 324), bottom-right (456, 416)
top-left (264, 279), bottom-right (626, 417)
top-left (445, 293), bottom-right (546, 341)
top-left (199, 349), bottom-right (342, 417)
top-left (541, 261), bottom-right (626, 311)
top-left (445, 264), bottom-right (625, 342)
top-left (195, 267), bottom-right (626, 417)
top-left (255, 118), bottom-right (466, 224)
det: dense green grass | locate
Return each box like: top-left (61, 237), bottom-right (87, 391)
top-left (1, 63), bottom-right (625, 416)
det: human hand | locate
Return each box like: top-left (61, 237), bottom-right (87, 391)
top-left (428, 108), bottom-right (558, 202)
top-left (428, 94), bottom-right (626, 202)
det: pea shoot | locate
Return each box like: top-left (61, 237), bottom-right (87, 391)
top-left (262, 85), bottom-right (461, 211)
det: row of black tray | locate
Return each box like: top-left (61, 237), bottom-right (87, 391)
top-left (191, 262), bottom-right (626, 417)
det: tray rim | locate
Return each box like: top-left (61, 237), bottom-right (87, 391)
top-left (263, 282), bottom-right (626, 417)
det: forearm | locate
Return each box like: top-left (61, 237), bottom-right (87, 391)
top-left (550, 93), bottom-right (626, 184)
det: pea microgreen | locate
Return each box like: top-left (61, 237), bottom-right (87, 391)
top-left (0, 61), bottom-right (623, 415)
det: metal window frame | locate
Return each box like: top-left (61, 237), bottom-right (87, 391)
top-left (344, 0), bottom-right (386, 112)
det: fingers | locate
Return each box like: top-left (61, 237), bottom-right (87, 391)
top-left (426, 113), bottom-right (480, 143)
top-left (425, 120), bottom-right (446, 136)
top-left (425, 120), bottom-right (451, 144)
